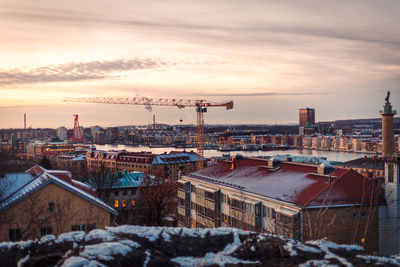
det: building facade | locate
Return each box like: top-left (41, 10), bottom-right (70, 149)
top-left (299, 108), bottom-right (315, 127)
top-left (0, 166), bottom-right (117, 241)
top-left (86, 150), bottom-right (197, 180)
top-left (177, 156), bottom-right (381, 252)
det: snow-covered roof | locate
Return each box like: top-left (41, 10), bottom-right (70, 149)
top-left (152, 152), bottom-right (198, 165)
top-left (0, 172), bottom-right (117, 215)
top-left (71, 156), bottom-right (85, 161)
top-left (0, 173), bottom-right (35, 200)
top-left (186, 157), bottom-right (382, 207)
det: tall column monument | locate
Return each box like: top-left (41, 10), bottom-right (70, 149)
top-left (380, 91), bottom-right (396, 159)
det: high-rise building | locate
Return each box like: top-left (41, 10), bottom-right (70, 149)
top-left (56, 127), bottom-right (67, 140)
top-left (299, 108), bottom-right (315, 127)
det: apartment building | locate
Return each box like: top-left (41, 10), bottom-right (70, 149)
top-left (178, 156), bottom-right (382, 252)
top-left (86, 150), bottom-right (197, 180)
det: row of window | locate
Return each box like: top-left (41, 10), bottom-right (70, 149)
top-left (114, 188), bottom-right (137, 197)
top-left (114, 199), bottom-right (136, 208)
top-left (8, 224), bottom-right (96, 241)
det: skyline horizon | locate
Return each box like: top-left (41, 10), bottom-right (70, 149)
top-left (1, 1), bottom-right (399, 128)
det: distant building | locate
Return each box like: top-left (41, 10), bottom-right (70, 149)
top-left (95, 171), bottom-right (144, 224)
top-left (177, 156), bottom-right (382, 252)
top-left (51, 154), bottom-right (87, 179)
top-left (0, 165), bottom-right (117, 242)
top-left (86, 150), bottom-right (198, 180)
top-left (299, 108), bottom-right (315, 127)
top-left (56, 127), bottom-right (67, 141)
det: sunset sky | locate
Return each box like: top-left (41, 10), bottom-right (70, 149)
top-left (1, 0), bottom-right (399, 128)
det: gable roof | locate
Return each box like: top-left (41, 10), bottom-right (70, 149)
top-left (186, 157), bottom-right (382, 208)
top-left (25, 165), bottom-right (96, 196)
top-left (0, 171), bottom-right (117, 215)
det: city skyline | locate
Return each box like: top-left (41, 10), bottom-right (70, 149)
top-left (1, 0), bottom-right (399, 128)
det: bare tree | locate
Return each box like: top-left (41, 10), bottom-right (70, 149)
top-left (138, 175), bottom-right (177, 226)
top-left (303, 178), bottom-right (338, 240)
top-left (87, 168), bottom-right (119, 203)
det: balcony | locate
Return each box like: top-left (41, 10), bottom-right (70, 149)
top-left (177, 189), bottom-right (186, 200)
top-left (178, 206), bottom-right (186, 216)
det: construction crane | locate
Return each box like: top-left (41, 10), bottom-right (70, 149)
top-left (64, 97), bottom-right (233, 170)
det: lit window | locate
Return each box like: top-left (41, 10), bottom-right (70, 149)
top-left (114, 200), bottom-right (119, 208)
top-left (122, 200), bottom-right (127, 207)
top-left (131, 200), bottom-right (135, 206)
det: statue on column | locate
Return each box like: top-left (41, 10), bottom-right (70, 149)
top-left (385, 90), bottom-right (391, 103)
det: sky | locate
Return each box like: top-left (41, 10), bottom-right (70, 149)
top-left (0, 0), bottom-right (399, 128)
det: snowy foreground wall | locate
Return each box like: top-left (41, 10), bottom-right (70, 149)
top-left (1, 226), bottom-right (400, 267)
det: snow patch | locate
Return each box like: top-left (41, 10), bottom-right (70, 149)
top-left (39, 234), bottom-right (56, 244)
top-left (62, 256), bottom-right (106, 267)
top-left (172, 253), bottom-right (259, 266)
top-left (85, 229), bottom-right (116, 242)
top-left (57, 231), bottom-right (86, 243)
top-left (118, 239), bottom-right (141, 248)
top-left (357, 254), bottom-right (400, 265)
top-left (143, 250), bottom-right (151, 267)
top-left (299, 259), bottom-right (334, 267)
top-left (80, 242), bottom-right (132, 261)
top-left (107, 225), bottom-right (163, 242)
top-left (17, 254), bottom-right (30, 267)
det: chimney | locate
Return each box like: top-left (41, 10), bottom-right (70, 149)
top-left (317, 163), bottom-right (335, 175)
top-left (231, 155), bottom-right (237, 169)
top-left (268, 157), bottom-right (280, 168)
top-left (284, 156), bottom-right (292, 162)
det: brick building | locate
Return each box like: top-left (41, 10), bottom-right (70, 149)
top-left (177, 156), bottom-right (382, 252)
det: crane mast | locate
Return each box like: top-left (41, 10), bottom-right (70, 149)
top-left (64, 97), bottom-right (233, 170)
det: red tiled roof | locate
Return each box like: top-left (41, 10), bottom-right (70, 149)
top-left (188, 158), bottom-right (382, 207)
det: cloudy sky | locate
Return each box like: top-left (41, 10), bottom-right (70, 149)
top-left (0, 0), bottom-right (399, 128)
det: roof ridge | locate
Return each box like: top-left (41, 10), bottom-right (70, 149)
top-left (302, 169), bottom-right (350, 207)
top-left (1, 172), bottom-right (43, 203)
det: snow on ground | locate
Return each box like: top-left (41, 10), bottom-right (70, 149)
top-left (80, 242), bottom-right (132, 261)
top-left (107, 225), bottom-right (164, 242)
top-left (62, 256), bottom-right (106, 267)
top-left (17, 254), bottom-right (30, 267)
top-left (172, 253), bottom-right (259, 267)
top-left (85, 229), bottom-right (117, 242)
top-left (0, 240), bottom-right (33, 250)
top-left (39, 234), bottom-right (56, 244)
top-left (357, 254), bottom-right (400, 265)
top-left (56, 231), bottom-right (86, 243)
top-left (306, 240), bottom-right (363, 267)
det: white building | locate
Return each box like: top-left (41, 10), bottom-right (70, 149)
top-left (56, 127), bottom-right (67, 140)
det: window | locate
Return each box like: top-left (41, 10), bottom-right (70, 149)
top-left (132, 188), bottom-right (137, 195)
top-left (48, 202), bottom-right (55, 213)
top-left (114, 200), bottom-right (119, 208)
top-left (114, 190), bottom-right (119, 196)
top-left (9, 229), bottom-right (21, 241)
top-left (122, 200), bottom-right (127, 208)
top-left (71, 224), bottom-right (96, 232)
top-left (388, 164), bottom-right (394, 183)
top-left (352, 213), bottom-right (358, 219)
top-left (40, 227), bottom-right (53, 237)
top-left (131, 200), bottom-right (135, 206)
top-left (123, 190), bottom-right (127, 196)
